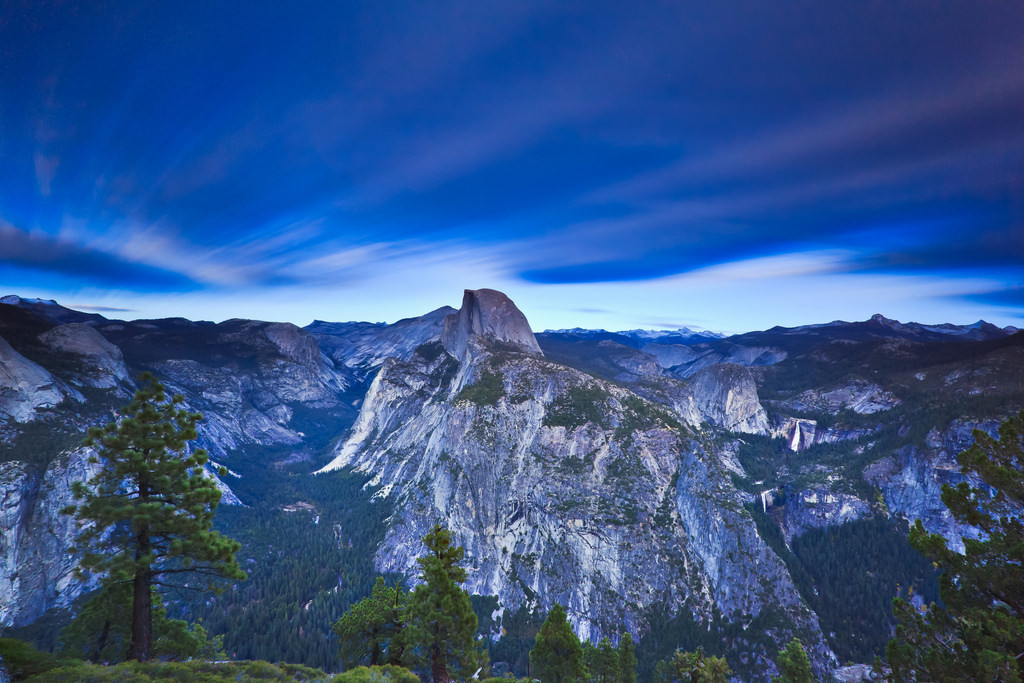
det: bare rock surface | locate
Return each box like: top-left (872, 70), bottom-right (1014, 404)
top-left (39, 323), bottom-right (131, 388)
top-left (0, 334), bottom-right (63, 422)
top-left (441, 289), bottom-right (542, 360)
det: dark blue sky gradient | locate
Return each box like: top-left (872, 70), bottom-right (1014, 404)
top-left (1, 1), bottom-right (1022, 329)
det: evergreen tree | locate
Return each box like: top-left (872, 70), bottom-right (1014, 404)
top-left (63, 373), bottom-right (245, 661)
top-left (653, 648), bottom-right (731, 683)
top-left (61, 583), bottom-right (224, 663)
top-left (530, 604), bottom-right (586, 683)
top-left (886, 411), bottom-right (1024, 681)
top-left (333, 577), bottom-right (407, 668)
top-left (592, 636), bottom-right (618, 683)
top-left (581, 639), bottom-right (597, 677)
top-left (773, 638), bottom-right (815, 683)
top-left (404, 524), bottom-right (486, 683)
top-left (618, 632), bottom-right (637, 683)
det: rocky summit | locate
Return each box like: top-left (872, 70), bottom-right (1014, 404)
top-left (0, 290), bottom-right (1022, 680)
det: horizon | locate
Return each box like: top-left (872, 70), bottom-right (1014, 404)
top-left (2, 291), bottom-right (1017, 338)
top-left (2, 2), bottom-right (1023, 333)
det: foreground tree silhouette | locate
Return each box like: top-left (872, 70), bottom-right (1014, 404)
top-left (530, 604), bottom-right (586, 683)
top-left (886, 411), bottom-right (1024, 681)
top-left (403, 524), bottom-right (486, 683)
top-left (64, 373), bottom-right (245, 661)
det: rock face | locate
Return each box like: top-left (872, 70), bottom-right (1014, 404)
top-left (683, 364), bottom-right (770, 434)
top-left (769, 417), bottom-right (874, 452)
top-left (779, 488), bottom-right (872, 542)
top-left (0, 334), bottom-right (63, 422)
top-left (0, 449), bottom-right (102, 627)
top-left (307, 306), bottom-right (456, 383)
top-left (785, 381), bottom-right (900, 415)
top-left (320, 293), bottom-right (834, 676)
top-left (643, 341), bottom-right (787, 379)
top-left (864, 420), bottom-right (998, 551)
top-left (39, 323), bottom-right (131, 389)
top-left (441, 289), bottom-right (543, 360)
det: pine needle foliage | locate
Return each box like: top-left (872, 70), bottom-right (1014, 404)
top-left (886, 411), bottom-right (1024, 681)
top-left (530, 604), bottom-right (586, 683)
top-left (63, 372), bottom-right (245, 661)
top-left (403, 524), bottom-right (487, 683)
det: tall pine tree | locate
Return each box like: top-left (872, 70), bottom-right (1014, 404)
top-left (530, 604), bottom-right (586, 683)
top-left (64, 373), bottom-right (245, 661)
top-left (403, 524), bottom-right (486, 683)
top-left (774, 638), bottom-right (815, 683)
top-left (592, 636), bottom-right (618, 683)
top-left (618, 632), bottom-right (637, 683)
top-left (333, 576), bottom-right (407, 667)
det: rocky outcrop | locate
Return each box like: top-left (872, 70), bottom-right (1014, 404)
top-left (643, 341), bottom-right (786, 379)
top-left (0, 334), bottom-right (63, 422)
top-left (785, 381), bottom-right (900, 415)
top-left (39, 323), bottom-right (131, 389)
top-left (307, 307), bottom-right (456, 382)
top-left (319, 293), bottom-right (833, 677)
top-left (778, 488), bottom-right (871, 541)
top-left (0, 449), bottom-right (102, 627)
top-left (770, 417), bottom-right (875, 452)
top-left (864, 420), bottom-right (998, 551)
top-left (441, 289), bottom-right (542, 361)
top-left (683, 364), bottom-right (770, 434)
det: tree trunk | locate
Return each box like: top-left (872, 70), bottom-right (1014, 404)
top-left (90, 618), bottom-right (110, 663)
top-left (431, 642), bottom-right (450, 683)
top-left (127, 548), bottom-right (152, 660)
top-left (128, 475), bottom-right (152, 661)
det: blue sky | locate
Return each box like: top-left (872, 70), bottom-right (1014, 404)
top-left (1, 1), bottom-right (1022, 333)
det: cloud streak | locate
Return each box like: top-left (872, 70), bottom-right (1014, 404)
top-left (0, 1), bottom-right (1022, 329)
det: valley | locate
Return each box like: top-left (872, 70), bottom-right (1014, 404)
top-left (1, 291), bottom-right (1021, 681)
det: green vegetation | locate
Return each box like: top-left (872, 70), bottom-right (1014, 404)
top-left (773, 638), bottom-right (814, 683)
top-left (886, 411), bottom-right (1024, 681)
top-left (455, 369), bottom-right (505, 406)
top-left (484, 604), bottom-right (544, 674)
top-left (403, 525), bottom-right (487, 682)
top-left (333, 577), bottom-right (407, 668)
top-left (24, 660), bottom-right (416, 682)
top-left (615, 396), bottom-right (683, 439)
top-left (544, 384), bottom-right (612, 429)
top-left (745, 504), bottom-right (939, 664)
top-left (60, 586), bottom-right (224, 663)
top-left (0, 637), bottom-right (71, 681)
top-left (333, 525), bottom-right (485, 683)
top-left (530, 604), bottom-right (586, 683)
top-left (62, 373), bottom-right (245, 661)
top-left (652, 648), bottom-right (731, 683)
top-left (183, 466), bottom-right (391, 668)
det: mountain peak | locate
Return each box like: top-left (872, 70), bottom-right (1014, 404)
top-left (441, 288), bottom-right (542, 360)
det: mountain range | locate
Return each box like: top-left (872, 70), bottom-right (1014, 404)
top-left (1, 290), bottom-right (1021, 681)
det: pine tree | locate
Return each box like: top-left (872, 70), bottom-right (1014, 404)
top-left (403, 524), bottom-right (486, 683)
top-left (774, 638), bottom-right (815, 683)
top-left (654, 648), bottom-right (731, 683)
top-left (618, 632), bottom-right (637, 683)
top-left (333, 576), bottom-right (407, 667)
top-left (593, 636), bottom-right (618, 683)
top-left (60, 582), bottom-right (224, 662)
top-left (886, 411), bottom-right (1024, 681)
top-left (63, 373), bottom-right (245, 661)
top-left (530, 604), bottom-right (586, 683)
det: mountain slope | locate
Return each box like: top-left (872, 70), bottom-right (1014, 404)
top-left (318, 290), bottom-right (835, 676)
